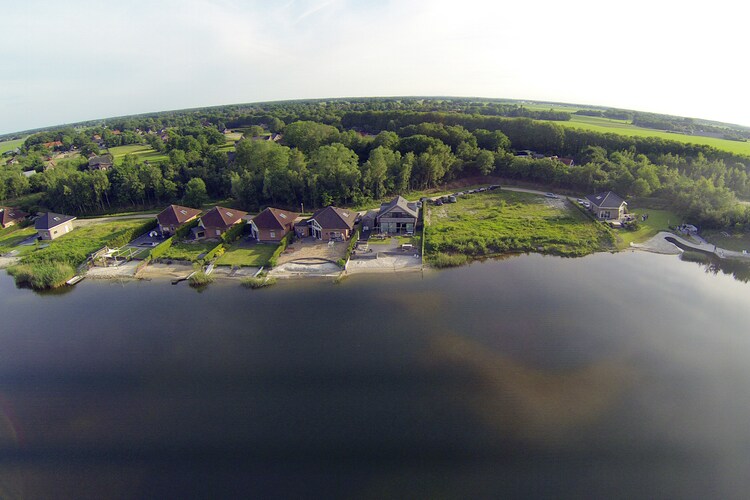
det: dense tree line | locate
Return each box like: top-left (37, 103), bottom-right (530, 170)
top-left (3, 98), bottom-right (750, 229)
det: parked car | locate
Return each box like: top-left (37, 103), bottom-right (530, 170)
top-left (448, 195), bottom-right (457, 203)
top-left (576, 198), bottom-right (585, 204)
top-left (434, 199), bottom-right (443, 206)
top-left (488, 184), bottom-right (501, 190)
top-left (544, 192), bottom-right (558, 199)
top-left (477, 187), bottom-right (487, 192)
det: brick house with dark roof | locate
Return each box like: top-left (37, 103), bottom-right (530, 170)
top-left (295, 206), bottom-right (356, 241)
top-left (249, 207), bottom-right (299, 242)
top-left (0, 207), bottom-right (28, 228)
top-left (193, 206), bottom-right (248, 240)
top-left (156, 204), bottom-right (202, 236)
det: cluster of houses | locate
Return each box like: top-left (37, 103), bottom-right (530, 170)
top-left (2, 190), bottom-right (632, 254)
top-left (154, 195), bottom-right (420, 245)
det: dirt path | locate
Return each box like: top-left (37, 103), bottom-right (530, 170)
top-left (75, 213), bottom-right (158, 227)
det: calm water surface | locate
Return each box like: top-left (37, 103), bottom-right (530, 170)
top-left (1, 251), bottom-right (750, 498)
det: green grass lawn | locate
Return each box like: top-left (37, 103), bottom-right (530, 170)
top-left (0, 226), bottom-right (37, 255)
top-left (159, 241), bottom-right (219, 262)
top-left (612, 208), bottom-right (679, 250)
top-left (0, 138), bottom-right (25, 155)
top-left (425, 190), bottom-right (613, 264)
top-left (108, 144), bottom-right (169, 165)
top-left (702, 230), bottom-right (750, 252)
top-left (551, 115), bottom-right (750, 156)
top-left (216, 242), bottom-right (278, 267)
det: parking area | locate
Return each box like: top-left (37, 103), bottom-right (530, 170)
top-left (127, 230), bottom-right (166, 249)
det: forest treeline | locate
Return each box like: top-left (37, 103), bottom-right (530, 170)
top-left (2, 98), bottom-right (750, 228)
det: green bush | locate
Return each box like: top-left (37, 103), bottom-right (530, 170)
top-left (241, 276), bottom-right (277, 289)
top-left (429, 252), bottom-right (469, 268)
top-left (7, 262), bottom-right (76, 289)
top-left (221, 221), bottom-right (246, 244)
top-left (174, 218), bottom-right (200, 239)
top-left (202, 243), bottom-right (225, 262)
top-left (268, 232), bottom-right (292, 268)
top-left (189, 271), bottom-right (214, 287)
top-left (149, 236), bottom-right (174, 259)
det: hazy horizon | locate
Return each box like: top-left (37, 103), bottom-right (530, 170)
top-left (2, 0), bottom-right (748, 135)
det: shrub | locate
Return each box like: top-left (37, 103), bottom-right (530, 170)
top-left (268, 232), bottom-right (293, 268)
top-left (241, 276), bottom-right (277, 289)
top-left (8, 262), bottom-right (76, 289)
top-left (202, 243), bottom-right (225, 262)
top-left (149, 236), bottom-right (174, 259)
top-left (221, 221), bottom-right (246, 244)
top-left (189, 271), bottom-right (214, 287)
top-left (429, 252), bottom-right (469, 268)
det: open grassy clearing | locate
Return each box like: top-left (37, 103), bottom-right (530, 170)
top-left (702, 230), bottom-right (750, 252)
top-left (425, 190), bottom-right (614, 265)
top-left (216, 242), bottom-right (277, 267)
top-left (108, 144), bottom-right (169, 165)
top-left (158, 241), bottom-right (219, 262)
top-left (0, 226), bottom-right (37, 255)
top-left (550, 115), bottom-right (750, 156)
top-left (611, 208), bottom-right (679, 250)
top-left (0, 138), bottom-right (25, 154)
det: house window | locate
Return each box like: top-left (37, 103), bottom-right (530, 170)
top-left (216, 229), bottom-right (221, 236)
top-left (270, 231), bottom-right (276, 239)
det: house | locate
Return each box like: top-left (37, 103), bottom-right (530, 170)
top-left (585, 191), bottom-right (628, 220)
top-left (42, 141), bottom-right (63, 150)
top-left (88, 154), bottom-right (113, 171)
top-left (156, 204), bottom-right (202, 237)
top-left (0, 207), bottom-right (28, 228)
top-left (249, 207), bottom-right (299, 242)
top-left (295, 206), bottom-right (356, 241)
top-left (35, 212), bottom-right (76, 240)
top-left (376, 195), bottom-right (419, 234)
top-left (558, 157), bottom-right (575, 166)
top-left (193, 206), bottom-right (248, 240)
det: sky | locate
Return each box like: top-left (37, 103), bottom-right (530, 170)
top-left (1, 0), bottom-right (749, 135)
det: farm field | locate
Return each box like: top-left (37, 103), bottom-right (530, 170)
top-left (0, 138), bottom-right (25, 154)
top-left (216, 242), bottom-right (277, 267)
top-left (425, 190), bottom-right (614, 266)
top-left (552, 115), bottom-right (750, 156)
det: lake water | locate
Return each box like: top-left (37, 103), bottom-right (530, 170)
top-left (1, 251), bottom-right (750, 498)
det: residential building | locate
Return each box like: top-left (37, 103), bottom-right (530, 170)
top-left (585, 191), bottom-right (628, 220)
top-left (156, 204), bottom-right (202, 236)
top-left (35, 212), bottom-right (76, 240)
top-left (88, 154), bottom-right (114, 171)
top-left (0, 207), bottom-right (28, 228)
top-left (295, 206), bottom-right (356, 241)
top-left (249, 207), bottom-right (299, 242)
top-left (376, 195), bottom-right (419, 234)
top-left (193, 206), bottom-right (248, 240)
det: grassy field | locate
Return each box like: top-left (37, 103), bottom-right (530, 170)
top-left (611, 208), bottom-right (679, 250)
top-left (216, 242), bottom-right (278, 267)
top-left (0, 226), bottom-right (37, 256)
top-left (551, 115), bottom-right (750, 156)
top-left (425, 190), bottom-right (614, 265)
top-left (159, 241), bottom-right (219, 262)
top-left (108, 144), bottom-right (169, 165)
top-left (702, 230), bottom-right (750, 252)
top-left (0, 138), bottom-right (25, 155)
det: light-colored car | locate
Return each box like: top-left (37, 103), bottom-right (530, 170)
top-left (544, 192), bottom-right (558, 199)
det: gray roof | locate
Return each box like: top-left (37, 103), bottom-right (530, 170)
top-left (378, 196), bottom-right (418, 218)
top-left (585, 191), bottom-right (626, 209)
top-left (309, 206), bottom-right (356, 230)
top-left (35, 212), bottom-right (76, 230)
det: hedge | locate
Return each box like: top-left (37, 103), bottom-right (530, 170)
top-left (268, 232), bottom-right (293, 268)
top-left (174, 218), bottom-right (200, 239)
top-left (149, 236), bottom-right (175, 259)
top-left (202, 243), bottom-right (225, 262)
top-left (343, 226), bottom-right (360, 266)
top-left (221, 221), bottom-right (246, 244)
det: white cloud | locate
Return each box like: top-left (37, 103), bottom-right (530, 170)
top-left (1, 0), bottom-right (749, 134)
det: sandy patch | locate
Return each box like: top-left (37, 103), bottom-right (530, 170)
top-left (137, 262), bottom-right (195, 279)
top-left (346, 254), bottom-right (422, 274)
top-left (0, 256), bottom-right (20, 269)
top-left (269, 261), bottom-right (342, 277)
top-left (85, 261), bottom-right (140, 279)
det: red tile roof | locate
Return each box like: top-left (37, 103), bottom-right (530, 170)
top-left (200, 206), bottom-right (248, 230)
top-left (156, 204), bottom-right (202, 227)
top-left (251, 207), bottom-right (300, 230)
top-left (0, 207), bottom-right (28, 227)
